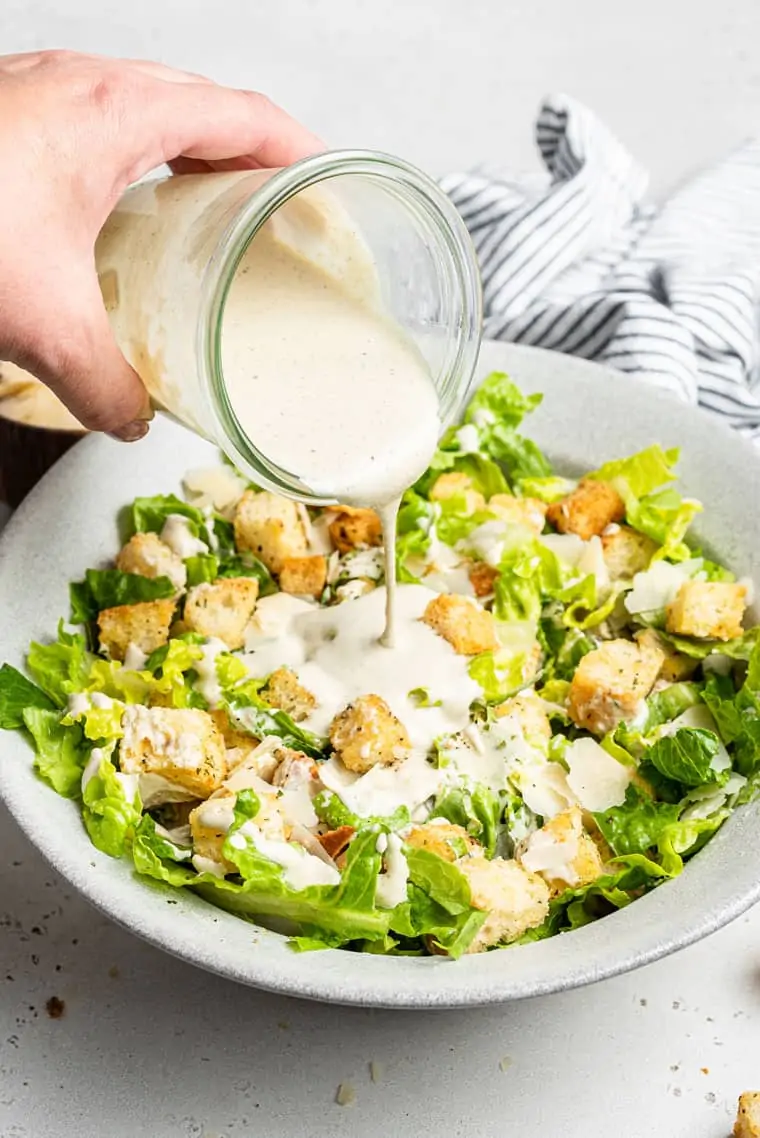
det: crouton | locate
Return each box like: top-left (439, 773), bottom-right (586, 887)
top-left (518, 807), bottom-right (605, 896)
top-left (115, 531), bottom-right (187, 593)
top-left (120, 705), bottom-right (227, 799)
top-left (430, 472), bottom-right (486, 514)
top-left (601, 524), bottom-right (658, 580)
top-left (666, 580), bottom-right (747, 642)
top-left (494, 691), bottom-right (552, 744)
top-left (422, 593), bottom-right (498, 655)
top-left (488, 494), bottom-right (547, 536)
top-left (405, 821), bottom-right (479, 863)
top-left (547, 479), bottom-right (625, 540)
top-left (568, 637), bottom-right (664, 735)
top-left (318, 826), bottom-right (355, 860)
top-left (98, 598), bottom-right (175, 662)
top-left (458, 857), bottom-right (550, 952)
top-left (209, 708), bottom-right (260, 764)
top-left (261, 667), bottom-right (316, 722)
top-left (233, 489), bottom-right (310, 574)
top-left (328, 506), bottom-right (383, 553)
top-left (735, 1092), bottom-right (760, 1138)
top-left (635, 628), bottom-right (698, 683)
top-left (183, 577), bottom-right (258, 650)
top-left (189, 783), bottom-right (286, 870)
top-left (469, 561), bottom-right (500, 598)
top-left (279, 554), bottom-right (327, 598)
top-left (329, 694), bottom-right (411, 772)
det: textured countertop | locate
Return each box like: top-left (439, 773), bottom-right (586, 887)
top-left (3, 2), bottom-right (760, 1134)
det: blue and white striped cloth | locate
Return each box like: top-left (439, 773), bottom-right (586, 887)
top-left (441, 96), bottom-right (760, 440)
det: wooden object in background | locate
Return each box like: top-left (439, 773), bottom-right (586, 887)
top-left (0, 361), bottom-right (86, 508)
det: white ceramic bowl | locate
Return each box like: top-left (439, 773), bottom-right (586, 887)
top-left (1, 342), bottom-right (758, 1008)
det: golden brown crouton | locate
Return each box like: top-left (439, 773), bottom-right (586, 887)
top-left (405, 821), bottom-right (479, 863)
top-left (120, 705), bottom-right (227, 799)
top-left (666, 580), bottom-right (747, 641)
top-left (635, 628), bottom-right (698, 683)
top-left (328, 506), bottom-right (383, 553)
top-left (459, 857), bottom-right (550, 952)
top-left (279, 554), bottom-right (327, 598)
top-left (547, 479), bottom-right (625, 540)
top-left (115, 531), bottom-right (187, 593)
top-left (233, 489), bottom-right (310, 574)
top-left (735, 1092), bottom-right (760, 1138)
top-left (469, 561), bottom-right (500, 598)
top-left (98, 598), bottom-right (175, 662)
top-left (488, 494), bottom-right (547, 536)
top-left (518, 807), bottom-right (605, 896)
top-left (183, 577), bottom-right (259, 650)
top-left (261, 667), bottom-right (317, 722)
top-left (209, 708), bottom-right (260, 766)
top-left (568, 637), bottom-right (664, 735)
top-left (601, 524), bottom-right (658, 580)
top-left (430, 472), bottom-right (486, 514)
top-left (422, 594), bottom-right (498, 656)
top-left (318, 826), bottom-right (355, 860)
top-left (189, 792), bottom-right (238, 868)
top-left (329, 694), bottom-right (411, 773)
top-left (494, 691), bottom-right (552, 743)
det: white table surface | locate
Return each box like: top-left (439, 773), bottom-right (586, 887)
top-left (3, 3), bottom-right (760, 1134)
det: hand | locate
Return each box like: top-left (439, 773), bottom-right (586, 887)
top-left (0, 51), bottom-right (323, 440)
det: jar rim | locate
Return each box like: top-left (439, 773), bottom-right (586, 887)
top-left (196, 148), bottom-right (483, 505)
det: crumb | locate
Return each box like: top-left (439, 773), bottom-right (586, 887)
top-left (335, 1083), bottom-right (356, 1107)
top-left (639, 998), bottom-right (647, 1006)
top-left (670, 1064), bottom-right (680, 1072)
top-left (369, 1061), bottom-right (383, 1084)
top-left (278, 1021), bottom-right (289, 1031)
top-left (701, 1067), bottom-right (709, 1075)
top-left (46, 996), bottom-right (65, 1019)
top-left (108, 965), bottom-right (120, 980)
top-left (672, 1087), bottom-right (682, 1098)
top-left (672, 1000), bottom-right (681, 1010)
top-left (705, 1092), bottom-right (717, 1104)
top-left (499, 1056), bottom-right (513, 1073)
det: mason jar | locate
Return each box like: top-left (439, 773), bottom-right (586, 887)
top-left (95, 150), bottom-right (482, 505)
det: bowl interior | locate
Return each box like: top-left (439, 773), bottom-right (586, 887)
top-left (1, 340), bottom-right (759, 1008)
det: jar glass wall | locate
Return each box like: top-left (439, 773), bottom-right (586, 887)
top-left (96, 151), bottom-right (482, 505)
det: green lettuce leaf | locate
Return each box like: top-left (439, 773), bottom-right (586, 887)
top-left (432, 784), bottom-right (503, 857)
top-left (225, 687), bottom-right (327, 759)
top-left (646, 727), bottom-right (724, 787)
top-left (403, 847), bottom-right (472, 915)
top-left (312, 790), bottom-right (410, 833)
top-left (0, 664), bottom-right (55, 729)
top-left (185, 554), bottom-right (219, 587)
top-left (22, 708), bottom-right (88, 797)
top-left (594, 786), bottom-right (682, 856)
top-left (130, 494), bottom-right (206, 537)
top-left (701, 649), bottom-right (760, 776)
top-left (70, 569), bottom-right (175, 623)
top-left (82, 756), bottom-right (141, 857)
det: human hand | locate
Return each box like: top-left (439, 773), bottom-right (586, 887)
top-left (0, 50), bottom-right (323, 439)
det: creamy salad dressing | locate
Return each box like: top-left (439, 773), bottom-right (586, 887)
top-left (242, 585), bottom-right (480, 753)
top-left (220, 187), bottom-right (441, 645)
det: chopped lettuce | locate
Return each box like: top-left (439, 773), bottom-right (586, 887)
top-left (129, 494), bottom-right (206, 537)
top-left (0, 664), bottom-right (55, 729)
top-left (70, 569), bottom-right (176, 624)
top-left (432, 784), bottom-right (505, 857)
top-left (82, 755), bottom-right (141, 857)
top-left (22, 708), bottom-right (88, 797)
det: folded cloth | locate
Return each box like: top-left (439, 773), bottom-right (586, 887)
top-left (441, 97), bottom-right (760, 439)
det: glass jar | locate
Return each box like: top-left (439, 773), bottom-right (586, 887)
top-left (96, 150), bottom-right (482, 505)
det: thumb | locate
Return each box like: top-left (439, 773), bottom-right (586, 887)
top-left (21, 269), bottom-right (154, 440)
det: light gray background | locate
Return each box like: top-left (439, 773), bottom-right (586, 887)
top-left (2, 3), bottom-right (760, 1136)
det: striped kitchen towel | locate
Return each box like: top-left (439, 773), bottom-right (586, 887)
top-left (441, 96), bottom-right (760, 439)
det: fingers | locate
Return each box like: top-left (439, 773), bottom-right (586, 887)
top-left (20, 271), bottom-right (154, 439)
top-left (154, 82), bottom-right (324, 169)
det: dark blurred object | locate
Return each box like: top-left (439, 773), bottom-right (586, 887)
top-left (0, 362), bottom-right (86, 508)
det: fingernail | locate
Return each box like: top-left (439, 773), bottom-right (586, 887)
top-left (107, 419), bottom-right (151, 443)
